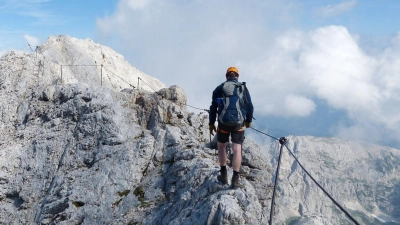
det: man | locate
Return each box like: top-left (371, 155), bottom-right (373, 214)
top-left (209, 66), bottom-right (254, 189)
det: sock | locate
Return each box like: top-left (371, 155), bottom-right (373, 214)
top-left (233, 170), bottom-right (239, 176)
top-left (220, 166), bottom-right (227, 172)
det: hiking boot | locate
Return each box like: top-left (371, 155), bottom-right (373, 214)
top-left (217, 170), bottom-right (228, 185)
top-left (231, 174), bottom-right (243, 189)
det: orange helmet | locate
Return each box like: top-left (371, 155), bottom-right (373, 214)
top-left (226, 67), bottom-right (239, 75)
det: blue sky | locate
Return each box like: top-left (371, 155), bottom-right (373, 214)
top-left (1, 0), bottom-right (400, 149)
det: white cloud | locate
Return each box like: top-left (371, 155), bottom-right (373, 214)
top-left (315, 0), bottom-right (357, 18)
top-left (264, 26), bottom-right (400, 147)
top-left (96, 1), bottom-right (400, 148)
top-left (251, 27), bottom-right (400, 147)
top-left (284, 95), bottom-right (316, 117)
top-left (301, 26), bottom-right (378, 110)
top-left (23, 34), bottom-right (41, 48)
top-left (121, 0), bottom-right (154, 10)
top-left (95, 0), bottom-right (284, 105)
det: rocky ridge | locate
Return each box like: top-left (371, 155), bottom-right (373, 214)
top-left (1, 35), bottom-right (400, 225)
top-left (0, 36), bottom-right (274, 224)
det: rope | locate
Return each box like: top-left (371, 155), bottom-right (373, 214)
top-left (249, 128), bottom-right (360, 225)
top-left (282, 142), bottom-right (360, 225)
top-left (102, 67), bottom-right (136, 88)
top-left (182, 104), bottom-right (209, 113)
top-left (250, 127), bottom-right (279, 140)
top-left (269, 140), bottom-right (285, 225)
top-left (28, 44), bottom-right (35, 52)
top-left (136, 77), bottom-right (211, 114)
top-left (138, 77), bottom-right (157, 92)
top-left (17, 44), bottom-right (31, 51)
top-left (57, 63), bottom-right (137, 88)
top-left (27, 59), bottom-right (158, 94)
top-left (60, 65), bottom-right (100, 67)
top-left (137, 78), bottom-right (218, 160)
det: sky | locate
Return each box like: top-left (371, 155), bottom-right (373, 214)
top-left (1, 0), bottom-right (400, 149)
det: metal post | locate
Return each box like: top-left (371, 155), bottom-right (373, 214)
top-left (43, 57), bottom-right (45, 77)
top-left (60, 65), bottom-right (63, 83)
top-left (269, 139), bottom-right (286, 225)
top-left (101, 64), bottom-right (103, 86)
top-left (138, 77), bottom-right (140, 89)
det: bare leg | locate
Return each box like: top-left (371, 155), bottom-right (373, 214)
top-left (231, 143), bottom-right (242, 172)
top-left (218, 142), bottom-right (227, 166)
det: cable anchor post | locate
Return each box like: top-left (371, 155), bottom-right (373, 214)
top-left (269, 136), bottom-right (287, 225)
top-left (100, 64), bottom-right (103, 86)
top-left (279, 137), bottom-right (287, 145)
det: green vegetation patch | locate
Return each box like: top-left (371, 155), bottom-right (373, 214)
top-left (113, 199), bottom-right (123, 207)
top-left (119, 190), bottom-right (130, 197)
top-left (113, 190), bottom-right (131, 207)
top-left (128, 220), bottom-right (141, 225)
top-left (134, 186), bottom-right (145, 202)
top-left (72, 201), bottom-right (85, 208)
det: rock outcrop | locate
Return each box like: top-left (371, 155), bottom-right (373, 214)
top-left (0, 36), bottom-right (274, 225)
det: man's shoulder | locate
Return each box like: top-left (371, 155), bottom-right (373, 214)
top-left (212, 83), bottom-right (224, 98)
top-left (214, 82), bottom-right (225, 90)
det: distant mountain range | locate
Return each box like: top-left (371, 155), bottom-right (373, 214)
top-left (264, 135), bottom-right (400, 224)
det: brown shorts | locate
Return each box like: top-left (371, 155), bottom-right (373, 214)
top-left (217, 124), bottom-right (245, 144)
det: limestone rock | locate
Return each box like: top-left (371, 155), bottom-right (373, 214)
top-left (0, 38), bottom-right (274, 224)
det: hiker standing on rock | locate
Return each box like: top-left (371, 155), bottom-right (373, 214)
top-left (209, 67), bottom-right (254, 189)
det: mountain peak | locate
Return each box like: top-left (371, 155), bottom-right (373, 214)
top-left (8, 35), bottom-right (166, 92)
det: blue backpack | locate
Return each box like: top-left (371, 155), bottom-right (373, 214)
top-left (216, 81), bottom-right (247, 126)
